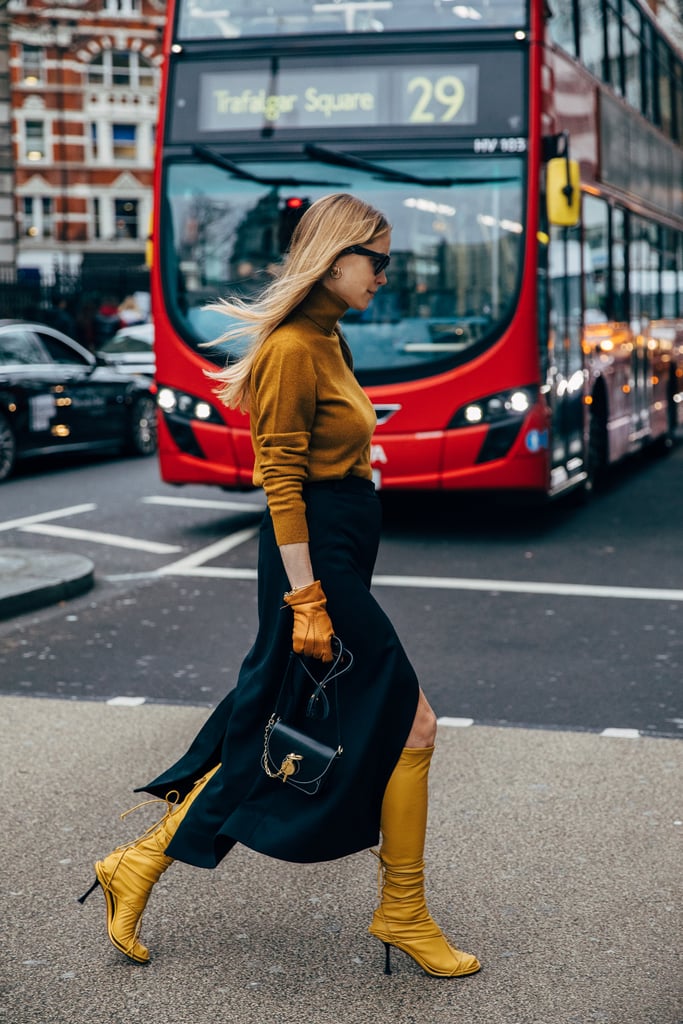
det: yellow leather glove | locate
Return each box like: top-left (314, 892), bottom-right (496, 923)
top-left (283, 580), bottom-right (334, 662)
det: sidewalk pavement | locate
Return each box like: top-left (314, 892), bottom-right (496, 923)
top-left (0, 547), bottom-right (94, 620)
top-left (3, 695), bottom-right (681, 1024)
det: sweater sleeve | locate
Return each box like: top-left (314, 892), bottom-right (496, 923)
top-left (251, 335), bottom-right (317, 545)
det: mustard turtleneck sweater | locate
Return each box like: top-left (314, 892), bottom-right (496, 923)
top-left (250, 282), bottom-right (376, 546)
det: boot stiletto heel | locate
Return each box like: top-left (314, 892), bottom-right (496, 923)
top-left (77, 878), bottom-right (100, 904)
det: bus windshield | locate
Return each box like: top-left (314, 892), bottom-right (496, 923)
top-left (164, 155), bottom-right (525, 384)
top-left (177, 0), bottom-right (527, 40)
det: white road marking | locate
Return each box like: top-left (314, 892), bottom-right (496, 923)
top-left (150, 564), bottom-right (683, 602)
top-left (163, 566), bottom-right (259, 580)
top-left (142, 495), bottom-right (264, 513)
top-left (157, 528), bottom-right (259, 574)
top-left (104, 572), bottom-right (162, 582)
top-left (106, 696), bottom-right (147, 707)
top-left (372, 574), bottom-right (683, 602)
top-left (0, 503), bottom-right (96, 533)
top-left (11, 504), bottom-right (673, 607)
top-left (21, 523), bottom-right (181, 554)
top-left (600, 727), bottom-right (640, 738)
top-left (105, 557), bottom-right (683, 604)
top-left (437, 717), bottom-right (474, 728)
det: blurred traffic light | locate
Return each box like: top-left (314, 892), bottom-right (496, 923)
top-left (278, 196), bottom-right (310, 252)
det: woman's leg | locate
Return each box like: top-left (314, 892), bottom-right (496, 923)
top-left (368, 691), bottom-right (480, 978)
top-left (404, 688), bottom-right (437, 748)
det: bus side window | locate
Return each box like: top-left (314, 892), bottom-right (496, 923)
top-left (611, 207), bottom-right (628, 322)
top-left (549, 223), bottom-right (583, 377)
top-left (630, 215), bottom-right (660, 322)
top-left (661, 228), bottom-right (678, 319)
top-left (583, 195), bottom-right (609, 324)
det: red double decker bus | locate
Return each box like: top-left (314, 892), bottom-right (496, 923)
top-left (152, 0), bottom-right (683, 497)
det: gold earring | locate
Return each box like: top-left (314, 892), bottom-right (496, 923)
top-left (330, 265), bottom-right (342, 279)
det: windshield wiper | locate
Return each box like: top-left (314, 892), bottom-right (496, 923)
top-left (303, 143), bottom-right (517, 187)
top-left (192, 145), bottom-right (348, 188)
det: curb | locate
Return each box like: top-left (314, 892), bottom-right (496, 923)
top-left (0, 548), bottom-right (95, 620)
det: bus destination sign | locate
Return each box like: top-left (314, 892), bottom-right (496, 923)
top-left (195, 65), bottom-right (480, 132)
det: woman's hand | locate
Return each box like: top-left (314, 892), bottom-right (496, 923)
top-left (283, 581), bottom-right (334, 662)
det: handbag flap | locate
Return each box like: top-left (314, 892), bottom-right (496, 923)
top-left (265, 719), bottom-right (340, 788)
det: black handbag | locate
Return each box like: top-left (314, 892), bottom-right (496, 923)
top-left (262, 636), bottom-right (353, 796)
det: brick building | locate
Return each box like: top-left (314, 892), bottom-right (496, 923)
top-left (8, 0), bottom-right (165, 285)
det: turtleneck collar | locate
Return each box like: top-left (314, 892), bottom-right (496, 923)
top-left (297, 281), bottom-right (349, 335)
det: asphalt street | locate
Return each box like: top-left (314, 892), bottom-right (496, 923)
top-left (1, 445), bottom-right (682, 735)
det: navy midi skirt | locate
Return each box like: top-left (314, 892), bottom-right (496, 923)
top-left (139, 477), bottom-right (419, 865)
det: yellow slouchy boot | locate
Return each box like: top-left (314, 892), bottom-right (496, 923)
top-left (368, 747), bottom-right (480, 978)
top-left (78, 765), bottom-right (220, 964)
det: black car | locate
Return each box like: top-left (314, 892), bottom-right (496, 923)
top-left (0, 320), bottom-right (157, 483)
top-left (96, 322), bottom-right (156, 378)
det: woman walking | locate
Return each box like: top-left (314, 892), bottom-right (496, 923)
top-left (79, 193), bottom-right (480, 979)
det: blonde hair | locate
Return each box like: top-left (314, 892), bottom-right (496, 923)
top-left (206, 193), bottom-right (389, 411)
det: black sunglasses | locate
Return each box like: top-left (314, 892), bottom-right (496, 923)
top-left (338, 244), bottom-right (391, 275)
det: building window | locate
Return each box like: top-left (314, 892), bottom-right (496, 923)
top-left (115, 198), bottom-right (139, 239)
top-left (87, 50), bottom-right (156, 89)
top-left (22, 45), bottom-right (43, 86)
top-left (105, 0), bottom-right (141, 12)
top-left (112, 124), bottom-right (137, 161)
top-left (112, 50), bottom-right (132, 87)
top-left (41, 198), bottom-right (53, 238)
top-left (93, 197), bottom-right (101, 239)
top-left (90, 123), bottom-right (99, 160)
top-left (25, 121), bottom-right (46, 161)
top-left (23, 196), bottom-right (53, 238)
top-left (22, 197), bottom-right (34, 236)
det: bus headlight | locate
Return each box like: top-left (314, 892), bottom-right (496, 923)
top-left (194, 401), bottom-right (213, 421)
top-left (508, 390), bottom-right (531, 413)
top-left (156, 385), bottom-right (223, 424)
top-left (449, 386), bottom-right (537, 428)
top-left (157, 387), bottom-right (177, 413)
top-left (448, 386), bottom-right (538, 464)
top-left (463, 404), bottom-right (484, 424)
